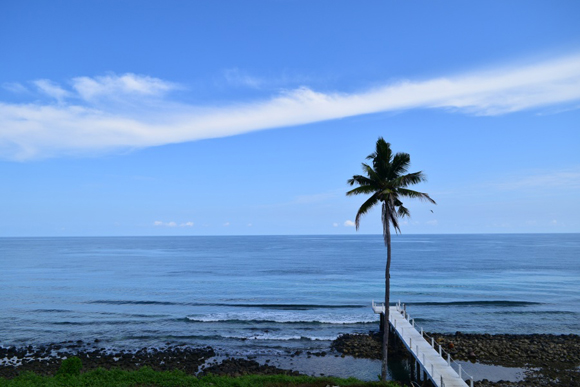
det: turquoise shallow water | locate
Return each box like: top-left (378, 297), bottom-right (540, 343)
top-left (1, 234), bottom-right (578, 355)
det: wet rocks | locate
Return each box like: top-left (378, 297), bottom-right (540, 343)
top-left (331, 333), bottom-right (382, 359)
top-left (428, 333), bottom-right (580, 369)
top-left (199, 358), bottom-right (300, 377)
top-left (0, 343), bottom-right (215, 379)
top-left (331, 332), bottom-right (406, 360)
top-left (330, 332), bottom-right (580, 387)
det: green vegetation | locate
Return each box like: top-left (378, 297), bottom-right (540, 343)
top-left (0, 367), bottom-right (400, 387)
top-left (55, 356), bottom-right (82, 377)
top-left (347, 137), bottom-right (435, 380)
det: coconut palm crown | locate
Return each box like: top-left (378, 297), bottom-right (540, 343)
top-left (346, 137), bottom-right (435, 380)
top-left (347, 138), bottom-right (436, 234)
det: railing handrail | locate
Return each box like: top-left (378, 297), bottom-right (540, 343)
top-left (393, 302), bottom-right (475, 387)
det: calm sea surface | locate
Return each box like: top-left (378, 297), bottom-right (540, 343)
top-left (1, 234), bottom-right (579, 356)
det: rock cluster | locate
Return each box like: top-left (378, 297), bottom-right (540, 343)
top-left (331, 332), bottom-right (406, 360)
top-left (429, 332), bottom-right (580, 368)
top-left (0, 342), bottom-right (214, 379)
top-left (200, 358), bottom-right (300, 377)
top-left (430, 333), bottom-right (580, 387)
top-left (330, 332), bottom-right (580, 387)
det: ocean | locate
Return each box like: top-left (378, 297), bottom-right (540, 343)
top-left (1, 234), bottom-right (579, 358)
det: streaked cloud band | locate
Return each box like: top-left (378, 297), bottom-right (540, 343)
top-left (1, 54), bottom-right (580, 160)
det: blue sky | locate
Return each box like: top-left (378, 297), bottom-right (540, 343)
top-left (1, 0), bottom-right (579, 236)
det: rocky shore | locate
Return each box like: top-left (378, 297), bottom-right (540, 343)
top-left (0, 341), bottom-right (216, 379)
top-left (2, 333), bottom-right (579, 386)
top-left (431, 332), bottom-right (580, 387)
top-left (430, 332), bottom-right (580, 367)
top-left (331, 332), bottom-right (580, 387)
top-left (0, 341), bottom-right (297, 380)
top-left (331, 332), bottom-right (407, 360)
top-left (200, 358), bottom-right (300, 377)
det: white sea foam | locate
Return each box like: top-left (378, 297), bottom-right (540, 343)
top-left (3, 234), bottom-right (577, 352)
top-left (0, 356), bottom-right (22, 367)
top-left (185, 311), bottom-right (377, 325)
top-left (220, 333), bottom-right (339, 341)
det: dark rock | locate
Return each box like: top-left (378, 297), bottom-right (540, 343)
top-left (200, 358), bottom-right (299, 377)
top-left (0, 345), bottom-right (216, 379)
top-left (331, 332), bottom-right (407, 360)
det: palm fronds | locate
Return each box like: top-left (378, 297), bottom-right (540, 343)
top-left (347, 138), bottom-right (436, 234)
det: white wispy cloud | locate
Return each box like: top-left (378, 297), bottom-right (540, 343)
top-left (2, 54), bottom-right (580, 160)
top-left (154, 221), bottom-right (176, 227)
top-left (222, 68), bottom-right (312, 89)
top-left (3, 82), bottom-right (28, 94)
top-left (72, 73), bottom-right (177, 102)
top-left (344, 220), bottom-right (355, 227)
top-left (224, 68), bottom-right (263, 88)
top-left (154, 220), bottom-right (193, 227)
top-left (33, 79), bottom-right (70, 102)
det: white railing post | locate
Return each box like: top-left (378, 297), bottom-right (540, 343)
top-left (381, 301), bottom-right (474, 386)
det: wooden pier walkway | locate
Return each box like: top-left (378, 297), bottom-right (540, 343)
top-left (372, 302), bottom-right (473, 387)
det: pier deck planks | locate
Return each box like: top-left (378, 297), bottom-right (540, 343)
top-left (373, 304), bottom-right (468, 387)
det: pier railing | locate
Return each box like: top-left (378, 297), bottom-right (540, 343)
top-left (374, 300), bottom-right (475, 387)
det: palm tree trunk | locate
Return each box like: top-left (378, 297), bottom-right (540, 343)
top-left (381, 205), bottom-right (392, 381)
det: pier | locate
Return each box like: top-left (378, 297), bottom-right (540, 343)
top-left (372, 301), bottom-right (474, 387)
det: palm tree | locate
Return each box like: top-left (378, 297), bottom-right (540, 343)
top-left (347, 137), bottom-right (435, 381)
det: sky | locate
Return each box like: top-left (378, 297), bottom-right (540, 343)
top-left (1, 0), bottom-right (579, 237)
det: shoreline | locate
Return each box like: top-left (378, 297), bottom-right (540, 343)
top-left (333, 332), bottom-right (580, 386)
top-left (0, 341), bottom-right (382, 381)
top-left (2, 333), bottom-right (579, 386)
